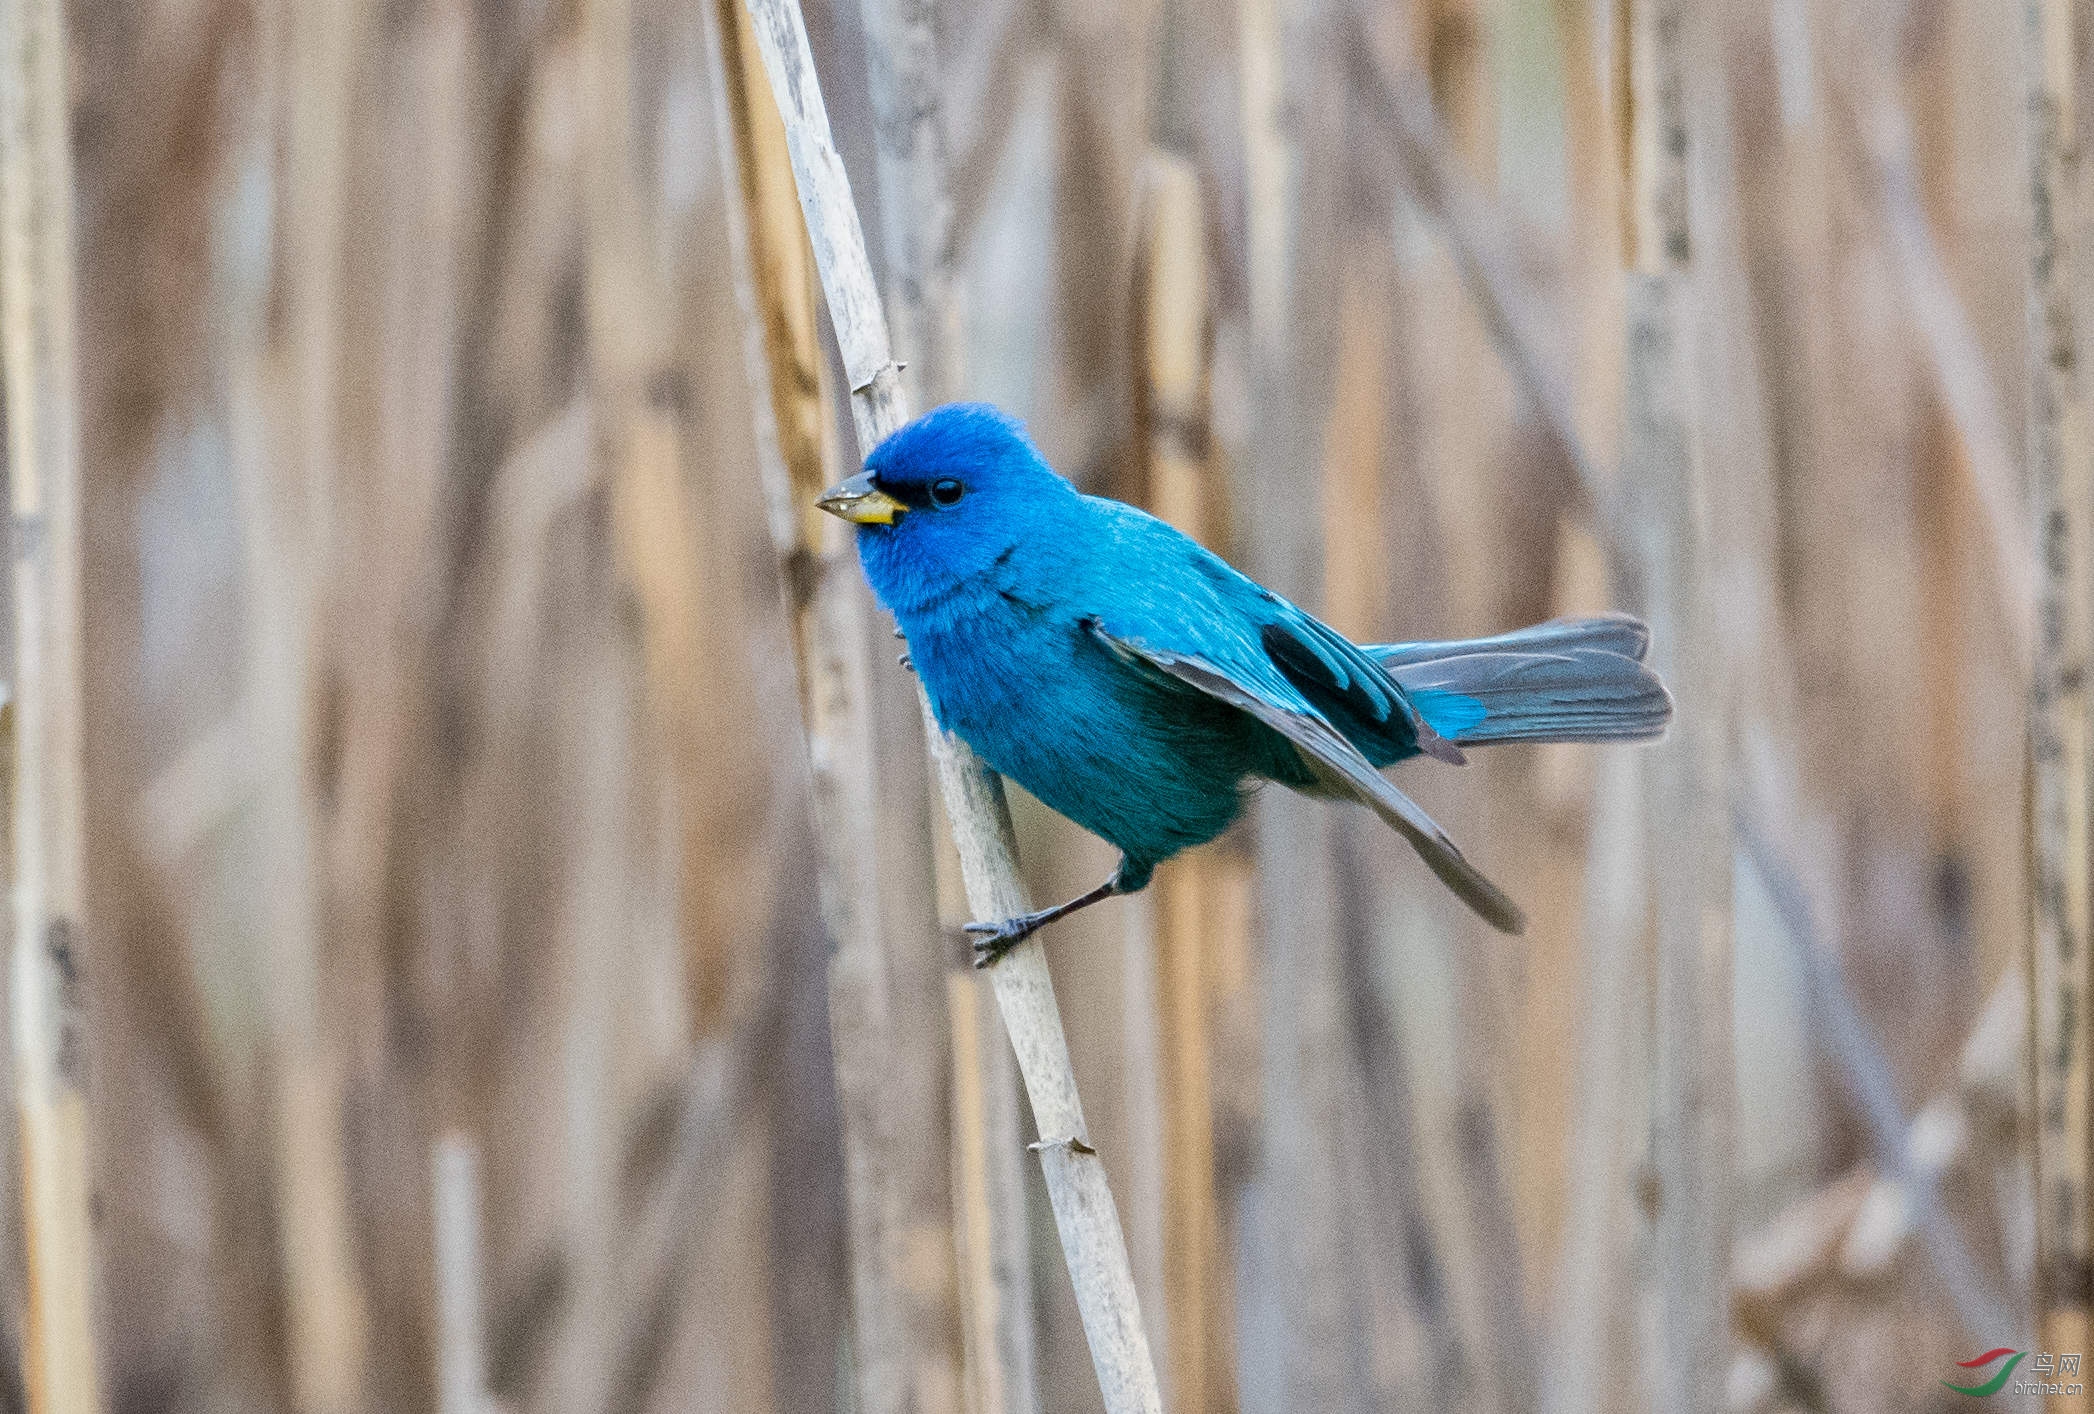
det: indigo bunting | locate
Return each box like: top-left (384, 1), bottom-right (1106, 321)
top-left (818, 403), bottom-right (1670, 964)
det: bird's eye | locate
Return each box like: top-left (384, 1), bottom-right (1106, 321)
top-left (929, 477), bottom-right (965, 507)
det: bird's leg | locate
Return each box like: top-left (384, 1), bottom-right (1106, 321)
top-left (966, 873), bottom-right (1124, 969)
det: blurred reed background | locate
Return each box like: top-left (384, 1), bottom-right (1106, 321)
top-left (0, 0), bottom-right (2060, 1410)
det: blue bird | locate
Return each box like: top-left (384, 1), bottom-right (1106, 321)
top-left (817, 403), bottom-right (1671, 965)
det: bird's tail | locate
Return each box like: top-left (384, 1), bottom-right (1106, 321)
top-left (1365, 613), bottom-right (1673, 747)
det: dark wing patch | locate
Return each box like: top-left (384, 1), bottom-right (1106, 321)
top-left (1261, 621), bottom-right (1367, 706)
top-left (1090, 621), bottom-right (1524, 934)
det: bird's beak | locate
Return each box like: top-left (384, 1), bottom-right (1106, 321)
top-left (816, 471), bottom-right (907, 525)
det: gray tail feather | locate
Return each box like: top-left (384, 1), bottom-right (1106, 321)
top-left (1367, 611), bottom-right (1650, 668)
top-left (1365, 614), bottom-right (1673, 747)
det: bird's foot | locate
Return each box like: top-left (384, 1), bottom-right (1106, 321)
top-left (965, 912), bottom-right (1045, 969)
top-left (963, 872), bottom-right (1128, 968)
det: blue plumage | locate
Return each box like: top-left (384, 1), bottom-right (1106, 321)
top-left (817, 403), bottom-right (1670, 958)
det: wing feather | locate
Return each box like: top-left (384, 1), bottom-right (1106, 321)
top-left (1088, 620), bottom-right (1525, 934)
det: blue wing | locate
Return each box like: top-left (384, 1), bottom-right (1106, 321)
top-left (1079, 498), bottom-right (1464, 765)
top-left (1085, 617), bottom-right (1525, 935)
top-left (1254, 609), bottom-right (1466, 765)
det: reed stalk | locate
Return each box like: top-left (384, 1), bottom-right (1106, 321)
top-left (945, 950), bottom-right (1038, 1414)
top-left (248, 4), bottom-right (375, 1405)
top-left (1618, 1), bottom-right (1733, 1408)
top-left (2024, 0), bottom-right (2094, 1390)
top-left (938, 744), bottom-right (1039, 1414)
top-left (701, 3), bottom-right (967, 1411)
top-left (1234, 2), bottom-right (1377, 1406)
top-left (736, 1), bottom-right (1163, 1408)
top-left (1541, 751), bottom-right (1646, 1414)
top-left (0, 0), bottom-right (101, 1407)
top-left (856, 2), bottom-right (1039, 1406)
top-left (1345, 4), bottom-right (1608, 521)
top-left (1132, 151), bottom-right (1234, 1414)
top-left (432, 1134), bottom-right (488, 1414)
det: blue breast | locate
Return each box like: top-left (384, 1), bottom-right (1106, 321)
top-left (901, 582), bottom-right (1257, 869)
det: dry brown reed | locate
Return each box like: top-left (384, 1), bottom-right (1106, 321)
top-left (703, 2), bottom-right (967, 1410)
top-left (1, 0), bottom-right (2060, 1412)
top-left (1618, 3), bottom-right (1735, 1409)
top-left (738, 0), bottom-right (1162, 1409)
top-left (2025, 0), bottom-right (2094, 1395)
top-left (0, 0), bottom-right (101, 1407)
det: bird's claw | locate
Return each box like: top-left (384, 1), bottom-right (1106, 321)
top-left (966, 915), bottom-right (1040, 968)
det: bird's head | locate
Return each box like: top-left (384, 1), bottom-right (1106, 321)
top-left (817, 402), bottom-right (1077, 612)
